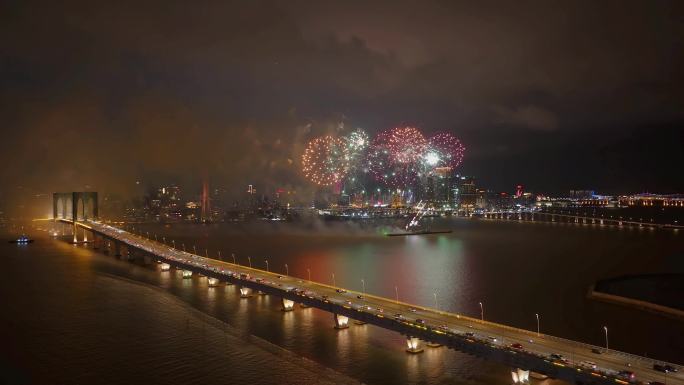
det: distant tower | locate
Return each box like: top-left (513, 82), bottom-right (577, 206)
top-left (515, 185), bottom-right (524, 198)
top-left (201, 179), bottom-right (211, 222)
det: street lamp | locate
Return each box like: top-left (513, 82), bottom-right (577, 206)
top-left (285, 263), bottom-right (288, 276)
top-left (603, 326), bottom-right (609, 350)
top-left (232, 253), bottom-right (236, 265)
top-left (193, 245), bottom-right (197, 255)
top-left (535, 313), bottom-right (540, 336)
top-left (182, 243), bottom-right (186, 252)
top-left (248, 256), bottom-right (252, 268)
top-left (218, 251), bottom-right (222, 260)
top-left (361, 279), bottom-right (366, 297)
top-left (433, 292), bottom-right (438, 310)
top-left (395, 286), bottom-right (399, 304)
top-left (307, 268), bottom-right (311, 282)
top-left (479, 302), bottom-right (484, 321)
top-left (332, 273), bottom-right (336, 288)
top-left (265, 260), bottom-right (269, 272)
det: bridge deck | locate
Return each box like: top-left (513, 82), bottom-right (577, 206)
top-left (66, 219), bottom-right (682, 385)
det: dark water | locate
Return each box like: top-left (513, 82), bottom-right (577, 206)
top-left (2, 218), bottom-right (683, 385)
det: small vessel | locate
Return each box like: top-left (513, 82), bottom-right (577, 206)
top-left (9, 235), bottom-right (34, 244)
top-left (387, 201), bottom-right (452, 236)
top-left (386, 230), bottom-right (452, 237)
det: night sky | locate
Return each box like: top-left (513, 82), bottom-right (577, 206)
top-left (2, 0), bottom-right (683, 208)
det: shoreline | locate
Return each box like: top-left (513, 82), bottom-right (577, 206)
top-left (587, 283), bottom-right (684, 321)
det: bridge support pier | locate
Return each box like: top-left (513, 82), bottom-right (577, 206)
top-left (182, 270), bottom-right (192, 279)
top-left (239, 287), bottom-right (252, 298)
top-left (207, 278), bottom-right (219, 287)
top-left (160, 263), bottom-right (171, 271)
top-left (334, 314), bottom-right (349, 329)
top-left (406, 337), bottom-right (424, 353)
top-left (511, 368), bottom-right (530, 383)
top-left (281, 298), bottom-right (294, 311)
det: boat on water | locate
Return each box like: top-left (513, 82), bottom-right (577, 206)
top-left (386, 200), bottom-right (453, 236)
top-left (386, 230), bottom-right (453, 237)
top-left (9, 235), bottom-right (34, 244)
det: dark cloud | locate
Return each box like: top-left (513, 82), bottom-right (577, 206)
top-left (1, 0), bottom-right (683, 213)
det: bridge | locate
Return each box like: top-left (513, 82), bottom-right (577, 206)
top-left (51, 192), bottom-right (681, 385)
top-left (55, 219), bottom-right (680, 385)
top-left (482, 210), bottom-right (684, 230)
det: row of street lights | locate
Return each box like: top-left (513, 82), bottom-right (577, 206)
top-left (126, 226), bottom-right (613, 351)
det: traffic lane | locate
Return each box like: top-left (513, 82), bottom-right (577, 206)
top-left (91, 224), bottom-right (684, 384)
top-left (268, 276), bottom-right (679, 384)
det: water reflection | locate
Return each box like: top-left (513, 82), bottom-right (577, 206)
top-left (14, 218), bottom-right (682, 385)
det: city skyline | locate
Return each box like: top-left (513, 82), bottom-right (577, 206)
top-left (1, 1), bottom-right (683, 209)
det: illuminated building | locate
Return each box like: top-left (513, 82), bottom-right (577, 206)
top-left (569, 190), bottom-right (595, 199)
top-left (621, 194), bottom-right (684, 207)
top-left (455, 176), bottom-right (477, 210)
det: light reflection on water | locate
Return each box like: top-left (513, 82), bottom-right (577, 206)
top-left (4, 218), bottom-right (683, 385)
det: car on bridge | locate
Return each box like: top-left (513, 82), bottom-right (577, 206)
top-left (653, 364), bottom-right (678, 373)
top-left (617, 370), bottom-right (635, 381)
top-left (549, 353), bottom-right (567, 363)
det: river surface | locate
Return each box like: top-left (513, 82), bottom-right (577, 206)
top-left (1, 218), bottom-right (682, 385)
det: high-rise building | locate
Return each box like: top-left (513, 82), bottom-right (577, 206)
top-left (455, 176), bottom-right (477, 209)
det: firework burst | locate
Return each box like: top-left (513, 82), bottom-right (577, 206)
top-left (385, 126), bottom-right (428, 164)
top-left (301, 127), bottom-right (465, 191)
top-left (301, 136), bottom-right (348, 186)
top-left (343, 128), bottom-right (369, 158)
top-left (424, 132), bottom-right (466, 170)
top-left (367, 127), bottom-right (424, 188)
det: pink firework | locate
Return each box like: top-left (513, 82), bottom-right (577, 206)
top-left (367, 127), bottom-right (424, 188)
top-left (385, 126), bottom-right (428, 164)
top-left (426, 132), bottom-right (466, 169)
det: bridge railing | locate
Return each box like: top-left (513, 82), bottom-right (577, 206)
top-left (83, 219), bottom-right (682, 369)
